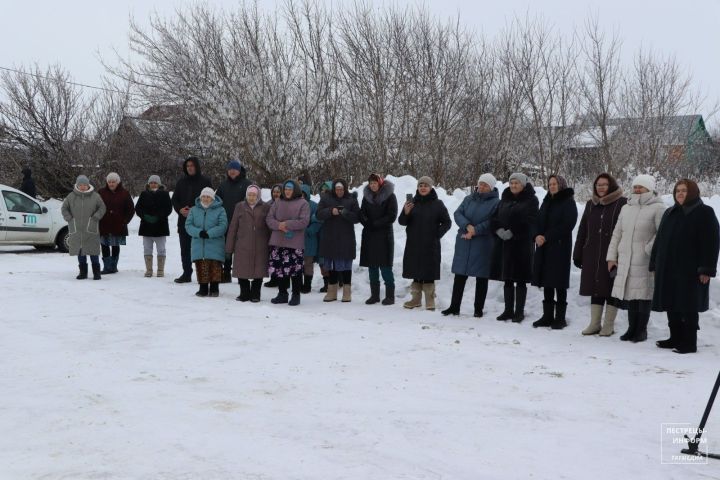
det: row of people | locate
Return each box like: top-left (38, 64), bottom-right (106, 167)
top-left (59, 160), bottom-right (719, 354)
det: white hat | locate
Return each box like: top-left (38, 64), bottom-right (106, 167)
top-left (632, 174), bottom-right (656, 192)
top-left (106, 172), bottom-right (121, 183)
top-left (200, 187), bottom-right (216, 199)
top-left (477, 173), bottom-right (497, 188)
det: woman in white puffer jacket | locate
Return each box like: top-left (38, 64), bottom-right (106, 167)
top-left (606, 174), bottom-right (666, 343)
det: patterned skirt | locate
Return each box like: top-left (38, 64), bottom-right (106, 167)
top-left (195, 259), bottom-right (223, 283)
top-left (100, 235), bottom-right (127, 246)
top-left (268, 246), bottom-right (304, 279)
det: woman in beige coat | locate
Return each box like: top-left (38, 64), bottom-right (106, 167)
top-left (225, 185), bottom-right (271, 302)
top-left (606, 174), bottom-right (666, 343)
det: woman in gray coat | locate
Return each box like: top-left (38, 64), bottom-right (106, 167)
top-left (61, 175), bottom-right (107, 280)
top-left (225, 185), bottom-right (271, 303)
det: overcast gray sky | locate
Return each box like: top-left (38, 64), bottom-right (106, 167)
top-left (2, 0), bottom-right (719, 126)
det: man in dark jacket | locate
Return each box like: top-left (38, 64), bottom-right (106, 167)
top-left (20, 167), bottom-right (37, 198)
top-left (172, 156), bottom-right (213, 283)
top-left (215, 159), bottom-right (253, 283)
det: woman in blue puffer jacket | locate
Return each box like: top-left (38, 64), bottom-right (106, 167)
top-left (185, 187), bottom-right (228, 298)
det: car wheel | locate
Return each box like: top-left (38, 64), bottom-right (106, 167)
top-left (56, 227), bottom-right (70, 253)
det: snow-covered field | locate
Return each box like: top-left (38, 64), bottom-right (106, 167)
top-left (2, 175), bottom-right (719, 479)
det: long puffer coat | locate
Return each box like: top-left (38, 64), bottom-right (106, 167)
top-left (573, 188), bottom-right (627, 297)
top-left (398, 188), bottom-right (452, 281)
top-left (450, 188), bottom-right (499, 278)
top-left (650, 199), bottom-right (720, 313)
top-left (531, 188), bottom-right (578, 289)
top-left (606, 192), bottom-right (666, 301)
top-left (225, 200), bottom-right (271, 279)
top-left (61, 185), bottom-right (106, 256)
top-left (185, 197), bottom-right (228, 262)
top-left (317, 180), bottom-right (361, 260)
top-left (359, 181), bottom-right (398, 267)
top-left (490, 183), bottom-right (539, 283)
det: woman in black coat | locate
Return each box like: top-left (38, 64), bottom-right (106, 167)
top-left (491, 173), bottom-right (539, 322)
top-left (650, 179), bottom-right (720, 354)
top-left (135, 175), bottom-right (173, 277)
top-left (573, 173), bottom-right (626, 336)
top-left (359, 173), bottom-right (398, 306)
top-left (398, 176), bottom-right (452, 311)
top-left (317, 179), bottom-right (361, 302)
top-left (531, 175), bottom-right (578, 329)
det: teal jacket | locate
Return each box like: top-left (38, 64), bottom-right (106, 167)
top-left (185, 197), bottom-right (228, 262)
top-left (302, 185), bottom-right (322, 257)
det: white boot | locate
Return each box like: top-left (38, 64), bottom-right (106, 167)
top-left (582, 304), bottom-right (603, 335)
top-left (599, 305), bottom-right (618, 336)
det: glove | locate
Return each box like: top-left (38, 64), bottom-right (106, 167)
top-left (495, 228), bottom-right (507, 239)
top-left (143, 214), bottom-right (159, 224)
top-left (504, 230), bottom-right (514, 240)
top-left (199, 230), bottom-right (209, 239)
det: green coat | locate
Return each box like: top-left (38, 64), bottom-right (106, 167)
top-left (61, 186), bottom-right (107, 256)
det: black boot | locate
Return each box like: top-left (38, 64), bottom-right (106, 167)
top-left (264, 277), bottom-right (278, 288)
top-left (620, 310), bottom-right (637, 341)
top-left (657, 315), bottom-right (681, 349)
top-left (76, 263), bottom-right (88, 280)
top-left (382, 285), bottom-right (395, 305)
top-left (110, 254), bottom-right (119, 273)
top-left (174, 273), bottom-right (192, 283)
top-left (533, 301), bottom-right (555, 328)
top-left (289, 276), bottom-right (302, 306)
top-left (221, 259), bottom-right (232, 283)
top-left (474, 278), bottom-right (487, 318)
top-left (196, 283), bottom-right (209, 297)
top-left (300, 274), bottom-right (313, 294)
top-left (319, 276), bottom-right (329, 293)
top-left (101, 256), bottom-right (113, 274)
top-left (91, 263), bottom-right (102, 280)
top-left (631, 310), bottom-right (649, 343)
top-left (209, 282), bottom-right (219, 297)
top-left (271, 278), bottom-right (289, 304)
top-left (250, 279), bottom-right (262, 303)
top-left (237, 279), bottom-right (251, 302)
top-left (512, 286), bottom-right (526, 323)
top-left (551, 302), bottom-right (568, 330)
top-left (366, 282), bottom-right (381, 305)
top-left (497, 283), bottom-right (515, 321)
top-left (673, 315), bottom-right (698, 354)
top-left (442, 275), bottom-right (465, 316)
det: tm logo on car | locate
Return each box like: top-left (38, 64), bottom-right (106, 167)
top-left (22, 214), bottom-right (38, 225)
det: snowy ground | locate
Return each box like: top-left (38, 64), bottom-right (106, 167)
top-left (2, 176), bottom-right (720, 479)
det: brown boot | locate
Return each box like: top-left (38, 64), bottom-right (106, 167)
top-left (422, 282), bottom-right (436, 311)
top-left (156, 256), bottom-right (165, 277)
top-left (323, 283), bottom-right (338, 302)
top-left (144, 255), bottom-right (153, 278)
top-left (342, 284), bottom-right (352, 302)
top-left (403, 282), bottom-right (423, 309)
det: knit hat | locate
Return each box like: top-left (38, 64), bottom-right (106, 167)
top-left (368, 173), bottom-right (385, 187)
top-left (509, 172), bottom-right (528, 186)
top-left (226, 159), bottom-right (242, 171)
top-left (284, 180), bottom-right (296, 190)
top-left (417, 176), bottom-right (435, 187)
top-left (75, 175), bottom-right (90, 186)
top-left (200, 187), bottom-right (215, 199)
top-left (477, 173), bottom-right (497, 188)
top-left (147, 175), bottom-right (162, 185)
top-left (106, 172), bottom-right (120, 183)
top-left (632, 174), bottom-right (656, 192)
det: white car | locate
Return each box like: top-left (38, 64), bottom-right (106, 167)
top-left (0, 184), bottom-right (70, 252)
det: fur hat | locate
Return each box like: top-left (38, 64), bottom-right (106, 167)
top-left (509, 172), bottom-right (528, 186)
top-left (477, 173), bottom-right (497, 188)
top-left (632, 174), bottom-right (656, 192)
top-left (106, 172), bottom-right (120, 183)
top-left (200, 187), bottom-right (215, 199)
top-left (417, 176), bottom-right (435, 188)
top-left (147, 175), bottom-right (162, 185)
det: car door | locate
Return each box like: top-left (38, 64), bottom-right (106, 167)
top-left (1, 190), bottom-right (52, 243)
top-left (0, 195), bottom-right (6, 241)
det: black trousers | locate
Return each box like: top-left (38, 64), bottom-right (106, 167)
top-left (543, 287), bottom-right (567, 304)
top-left (179, 228), bottom-right (193, 276)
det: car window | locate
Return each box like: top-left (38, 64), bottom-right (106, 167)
top-left (2, 190), bottom-right (42, 214)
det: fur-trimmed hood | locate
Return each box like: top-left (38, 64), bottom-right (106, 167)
top-left (363, 180), bottom-right (395, 205)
